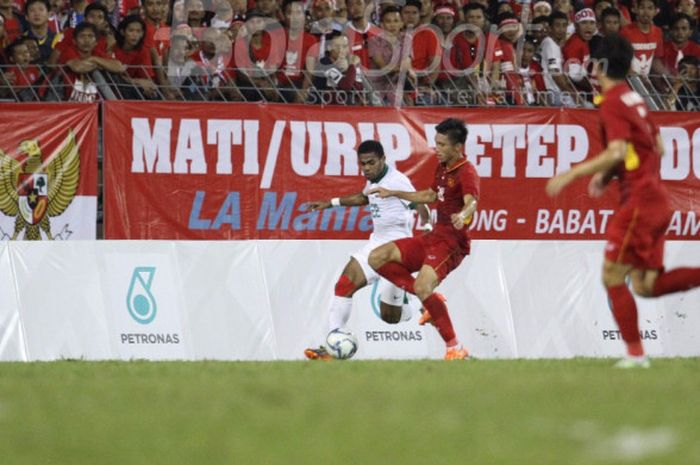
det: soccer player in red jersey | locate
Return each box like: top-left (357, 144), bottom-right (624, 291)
top-left (546, 34), bottom-right (700, 368)
top-left (368, 118), bottom-right (479, 360)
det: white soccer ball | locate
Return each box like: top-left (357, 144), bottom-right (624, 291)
top-left (325, 328), bottom-right (358, 360)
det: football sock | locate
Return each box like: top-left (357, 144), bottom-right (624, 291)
top-left (607, 284), bottom-right (644, 357)
top-left (376, 262), bottom-right (415, 294)
top-left (327, 296), bottom-right (353, 333)
top-left (422, 293), bottom-right (457, 345)
top-left (652, 267), bottom-right (700, 296)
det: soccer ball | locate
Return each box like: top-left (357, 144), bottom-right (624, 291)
top-left (325, 328), bottom-right (358, 360)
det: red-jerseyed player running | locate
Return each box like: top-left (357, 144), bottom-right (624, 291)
top-left (368, 118), bottom-right (479, 360)
top-left (546, 34), bottom-right (700, 368)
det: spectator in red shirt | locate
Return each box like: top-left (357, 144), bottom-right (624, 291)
top-left (401, 0), bottom-right (440, 89)
top-left (49, 3), bottom-right (113, 64)
top-left (1, 38), bottom-right (41, 98)
top-left (518, 36), bottom-right (546, 105)
top-left (432, 1), bottom-right (455, 36)
top-left (664, 13), bottom-right (700, 74)
top-left (563, 8), bottom-right (596, 97)
top-left (343, 0), bottom-right (380, 70)
top-left (590, 7), bottom-right (620, 58)
top-left (59, 21), bottom-right (125, 100)
top-left (495, 13), bottom-right (523, 104)
top-left (620, 0), bottom-right (666, 77)
top-left (113, 14), bottom-right (158, 97)
top-left (232, 9), bottom-right (284, 101)
top-left (279, 0), bottom-right (318, 102)
top-left (0, 0), bottom-right (27, 44)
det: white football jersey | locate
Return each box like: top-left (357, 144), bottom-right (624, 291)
top-left (362, 166), bottom-right (416, 242)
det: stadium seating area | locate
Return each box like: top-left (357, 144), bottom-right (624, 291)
top-left (1, 0), bottom-right (699, 109)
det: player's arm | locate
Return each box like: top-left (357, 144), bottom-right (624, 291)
top-left (412, 203), bottom-right (432, 231)
top-left (656, 133), bottom-right (665, 157)
top-left (304, 192), bottom-right (368, 211)
top-left (450, 194), bottom-right (477, 230)
top-left (546, 139), bottom-right (626, 197)
top-left (368, 187), bottom-right (436, 203)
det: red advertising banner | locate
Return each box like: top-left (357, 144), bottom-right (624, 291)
top-left (0, 103), bottom-right (99, 240)
top-left (103, 101), bottom-right (699, 240)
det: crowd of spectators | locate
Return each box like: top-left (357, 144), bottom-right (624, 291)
top-left (1, 0), bottom-right (699, 109)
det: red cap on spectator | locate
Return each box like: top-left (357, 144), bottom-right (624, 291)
top-left (499, 17), bottom-right (519, 27)
top-left (574, 8), bottom-right (596, 23)
top-left (434, 4), bottom-right (456, 16)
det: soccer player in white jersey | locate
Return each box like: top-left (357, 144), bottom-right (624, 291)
top-left (304, 140), bottom-right (431, 360)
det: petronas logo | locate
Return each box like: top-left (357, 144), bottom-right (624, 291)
top-left (126, 267), bottom-right (158, 324)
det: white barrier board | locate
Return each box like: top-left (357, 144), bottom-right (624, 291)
top-left (0, 240), bottom-right (698, 361)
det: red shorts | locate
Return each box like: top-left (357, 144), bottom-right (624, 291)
top-left (394, 232), bottom-right (469, 282)
top-left (604, 203), bottom-right (671, 270)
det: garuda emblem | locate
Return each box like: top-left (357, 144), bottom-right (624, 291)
top-left (0, 130), bottom-right (80, 240)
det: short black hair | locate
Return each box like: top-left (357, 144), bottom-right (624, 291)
top-left (637, 0), bottom-right (657, 7)
top-left (679, 55), bottom-right (699, 68)
top-left (402, 0), bottom-right (421, 11)
top-left (463, 3), bottom-right (486, 15)
top-left (600, 6), bottom-right (620, 20)
top-left (532, 15), bottom-right (549, 25)
top-left (5, 38), bottom-right (28, 61)
top-left (591, 33), bottom-right (633, 79)
top-left (74, 21), bottom-right (99, 38)
top-left (85, 2), bottom-right (109, 19)
top-left (548, 10), bottom-right (568, 26)
top-left (380, 5), bottom-right (401, 20)
top-left (357, 140), bottom-right (385, 157)
top-left (671, 12), bottom-right (694, 28)
top-left (435, 118), bottom-right (467, 145)
top-left (24, 0), bottom-right (49, 13)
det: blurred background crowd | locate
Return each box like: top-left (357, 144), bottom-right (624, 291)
top-left (0, 0), bottom-right (697, 109)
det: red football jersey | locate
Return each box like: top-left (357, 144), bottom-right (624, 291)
top-left (662, 40), bottom-right (700, 73)
top-left (620, 24), bottom-right (664, 76)
top-left (277, 30), bottom-right (318, 84)
top-left (430, 158), bottom-right (480, 241)
top-left (344, 22), bottom-right (381, 70)
top-left (114, 45), bottom-right (154, 79)
top-left (562, 33), bottom-right (589, 63)
top-left (599, 82), bottom-right (666, 205)
top-left (410, 27), bottom-right (441, 72)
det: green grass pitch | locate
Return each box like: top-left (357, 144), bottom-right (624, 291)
top-left (1, 358), bottom-right (699, 465)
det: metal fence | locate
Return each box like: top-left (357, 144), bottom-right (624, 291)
top-left (2, 63), bottom-right (699, 111)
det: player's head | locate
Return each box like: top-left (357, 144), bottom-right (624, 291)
top-left (591, 33), bottom-right (633, 80)
top-left (357, 140), bottom-right (387, 182)
top-left (434, 118), bottom-right (467, 164)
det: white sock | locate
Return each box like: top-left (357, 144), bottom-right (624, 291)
top-left (327, 296), bottom-right (353, 333)
top-left (399, 304), bottom-right (413, 322)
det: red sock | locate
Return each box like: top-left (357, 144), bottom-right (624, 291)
top-left (422, 293), bottom-right (457, 346)
top-left (607, 284), bottom-right (643, 357)
top-left (653, 267), bottom-right (700, 296)
top-left (376, 262), bottom-right (415, 294)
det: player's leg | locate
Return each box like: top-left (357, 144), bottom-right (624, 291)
top-left (368, 238), bottom-right (422, 293)
top-left (378, 280), bottom-right (406, 324)
top-left (305, 258), bottom-right (367, 360)
top-left (327, 258), bottom-right (367, 330)
top-left (414, 265), bottom-right (467, 359)
top-left (646, 268), bottom-right (700, 297)
top-left (603, 260), bottom-right (646, 360)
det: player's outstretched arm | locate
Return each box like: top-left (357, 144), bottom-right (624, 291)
top-left (451, 195), bottom-right (477, 230)
top-left (546, 140), bottom-right (627, 197)
top-left (303, 193), bottom-right (368, 211)
top-left (369, 187), bottom-right (436, 204)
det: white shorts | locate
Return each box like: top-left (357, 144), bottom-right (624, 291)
top-left (351, 240), bottom-right (405, 306)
